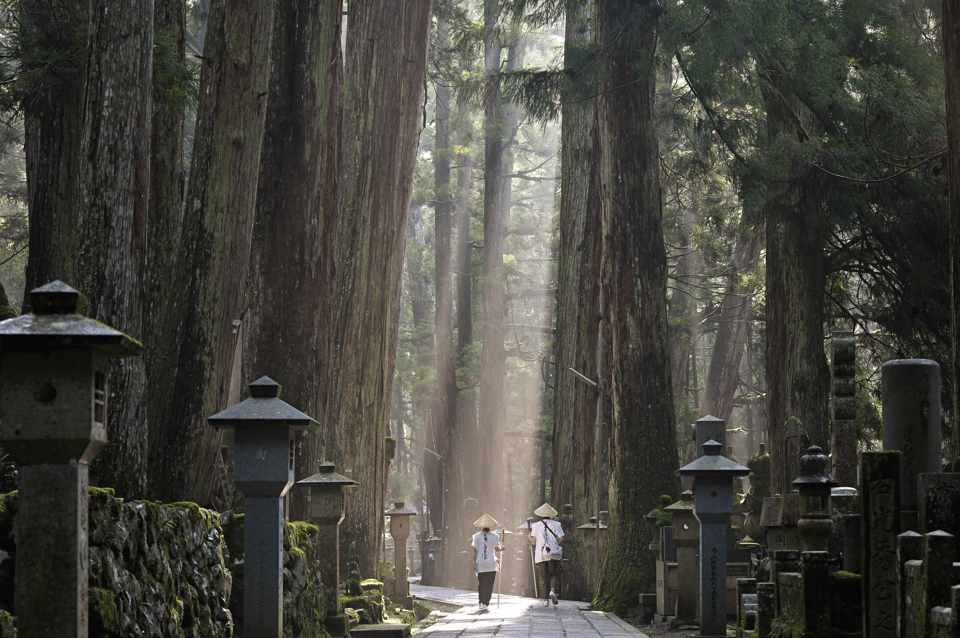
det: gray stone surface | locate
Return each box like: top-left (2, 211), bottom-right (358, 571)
top-left (861, 451), bottom-right (900, 638)
top-left (881, 359), bottom-right (942, 519)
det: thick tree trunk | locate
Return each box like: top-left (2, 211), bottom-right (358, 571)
top-left (77, 0), bottom-right (154, 499)
top-left (594, 0), bottom-right (679, 613)
top-left (947, 0), bottom-right (960, 462)
top-left (699, 232), bottom-right (762, 422)
top-left (21, 0), bottom-right (86, 299)
top-left (549, 0), bottom-right (603, 603)
top-left (146, 0), bottom-right (186, 411)
top-left (332, 0), bottom-right (432, 577)
top-left (478, 0), bottom-right (506, 517)
top-left (762, 74), bottom-right (830, 494)
top-left (443, 108), bottom-right (477, 585)
top-left (147, 0), bottom-right (275, 505)
top-left (243, 0), bottom-right (341, 522)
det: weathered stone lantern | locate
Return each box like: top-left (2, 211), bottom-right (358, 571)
top-left (0, 281), bottom-right (142, 638)
top-left (665, 491), bottom-right (699, 624)
top-left (386, 501), bottom-right (417, 605)
top-left (792, 445), bottom-right (838, 552)
top-left (208, 376), bottom-right (317, 638)
top-left (298, 461), bottom-right (356, 622)
top-left (577, 516), bottom-right (608, 593)
top-left (679, 438), bottom-right (750, 638)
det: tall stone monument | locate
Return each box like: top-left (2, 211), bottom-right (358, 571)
top-left (679, 439), bottom-right (750, 638)
top-left (0, 282), bottom-right (142, 638)
top-left (860, 451), bottom-right (900, 638)
top-left (831, 331), bottom-right (858, 486)
top-left (881, 359), bottom-right (941, 531)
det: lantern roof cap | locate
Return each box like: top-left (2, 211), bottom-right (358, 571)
top-left (577, 517), bottom-right (608, 530)
top-left (665, 490), bottom-right (696, 511)
top-left (208, 376), bottom-right (318, 430)
top-left (385, 502), bottom-right (416, 516)
top-left (0, 281), bottom-right (143, 357)
top-left (298, 461), bottom-right (356, 487)
top-left (792, 445), bottom-right (838, 488)
top-left (678, 439), bottom-right (751, 476)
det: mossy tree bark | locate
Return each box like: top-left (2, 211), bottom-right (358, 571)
top-left (20, 0), bottom-right (86, 299)
top-left (147, 0), bottom-right (276, 504)
top-left (593, 0), bottom-right (679, 613)
top-left (331, 0), bottom-right (432, 577)
top-left (243, 0), bottom-right (342, 522)
top-left (77, 0), bottom-right (154, 499)
top-left (549, 0), bottom-right (603, 603)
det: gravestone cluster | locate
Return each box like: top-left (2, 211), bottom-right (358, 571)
top-left (649, 355), bottom-right (960, 638)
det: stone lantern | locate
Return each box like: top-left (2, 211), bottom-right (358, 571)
top-left (385, 501), bottom-right (417, 605)
top-left (298, 462), bottom-right (356, 621)
top-left (792, 445), bottom-right (838, 552)
top-left (208, 376), bottom-right (317, 638)
top-left (0, 281), bottom-right (142, 638)
top-left (665, 491), bottom-right (699, 624)
top-left (679, 438), bottom-right (751, 638)
top-left (577, 517), bottom-right (608, 593)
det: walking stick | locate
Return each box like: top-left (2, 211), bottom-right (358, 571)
top-left (497, 527), bottom-right (503, 608)
top-left (529, 543), bottom-right (538, 598)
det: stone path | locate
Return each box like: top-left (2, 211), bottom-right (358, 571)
top-left (410, 584), bottom-right (651, 637)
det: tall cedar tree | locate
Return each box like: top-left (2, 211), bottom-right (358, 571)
top-left (331, 0), bottom-right (432, 576)
top-left (478, 0), bottom-right (507, 517)
top-left (243, 0), bottom-right (342, 521)
top-left (147, 0), bottom-right (276, 504)
top-left (78, 0), bottom-right (154, 498)
top-left (549, 0), bottom-right (604, 602)
top-left (20, 0), bottom-right (85, 297)
top-left (593, 0), bottom-right (680, 612)
top-left (429, 6), bottom-right (455, 541)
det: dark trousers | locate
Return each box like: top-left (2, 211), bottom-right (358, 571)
top-left (477, 570), bottom-right (497, 605)
top-left (535, 560), bottom-right (560, 599)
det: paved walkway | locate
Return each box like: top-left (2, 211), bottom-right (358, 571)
top-left (410, 584), bottom-right (651, 637)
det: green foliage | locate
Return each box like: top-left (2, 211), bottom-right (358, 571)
top-left (153, 27), bottom-right (200, 111)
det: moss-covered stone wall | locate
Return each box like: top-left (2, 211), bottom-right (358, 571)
top-left (0, 490), bottom-right (330, 638)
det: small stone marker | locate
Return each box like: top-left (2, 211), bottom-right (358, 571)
top-left (679, 439), bottom-right (750, 638)
top-left (0, 281), bottom-right (142, 638)
top-left (208, 376), bottom-right (317, 638)
top-left (665, 491), bottom-right (698, 623)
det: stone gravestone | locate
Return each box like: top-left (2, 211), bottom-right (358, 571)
top-left (881, 359), bottom-right (941, 532)
top-left (860, 451), bottom-right (901, 638)
top-left (917, 473), bottom-right (960, 554)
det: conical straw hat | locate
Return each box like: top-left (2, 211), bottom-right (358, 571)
top-left (474, 513), bottom-right (499, 528)
top-left (534, 502), bottom-right (558, 517)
